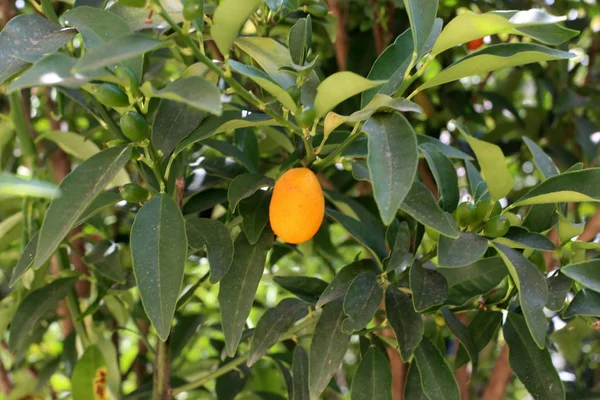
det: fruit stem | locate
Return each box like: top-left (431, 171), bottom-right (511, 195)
top-left (314, 122), bottom-right (362, 171)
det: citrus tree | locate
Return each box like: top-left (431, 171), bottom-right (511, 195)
top-left (0, 0), bottom-right (599, 399)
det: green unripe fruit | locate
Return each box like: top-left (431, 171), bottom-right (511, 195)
top-left (120, 183), bottom-right (149, 203)
top-left (484, 215), bottom-right (510, 238)
top-left (183, 1), bottom-right (203, 21)
top-left (106, 139), bottom-right (127, 148)
top-left (93, 83), bottom-right (129, 108)
top-left (474, 199), bottom-right (493, 222)
top-left (305, 4), bottom-right (328, 17)
top-left (490, 200), bottom-right (502, 218)
top-left (120, 111), bottom-right (149, 142)
top-left (117, 0), bottom-right (146, 7)
top-left (295, 107), bottom-right (316, 129)
top-left (456, 201), bottom-right (476, 227)
top-left (114, 65), bottom-right (139, 88)
top-left (286, 86), bottom-right (301, 104)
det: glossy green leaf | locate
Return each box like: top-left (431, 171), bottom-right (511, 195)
top-left (504, 313), bottom-right (565, 400)
top-left (523, 137), bottom-right (559, 180)
top-left (326, 208), bottom-right (387, 261)
top-left (84, 240), bottom-right (125, 283)
top-left (75, 190), bottom-right (122, 226)
top-left (314, 72), bottom-right (384, 118)
top-left (229, 60), bottom-right (297, 110)
top-left (420, 143), bottom-right (459, 212)
top-left (410, 262), bottom-right (448, 312)
top-left (211, 0), bottom-right (264, 54)
top-left (203, 138), bottom-right (257, 173)
top-left (0, 14), bottom-right (75, 85)
top-left (442, 308), bottom-right (478, 374)
top-left (342, 272), bottom-right (384, 333)
top-left (131, 194), bottom-right (187, 340)
top-left (74, 33), bottom-right (163, 72)
top-left (495, 226), bottom-right (556, 251)
top-left (274, 276), bottom-right (328, 304)
top-left (438, 232), bottom-right (488, 267)
top-left (564, 289), bottom-right (600, 318)
top-left (404, 363), bottom-right (428, 400)
top-left (219, 230), bottom-right (274, 356)
top-left (35, 146), bottom-right (132, 269)
top-left (240, 190), bottom-right (271, 244)
top-left (152, 99), bottom-right (205, 158)
top-left (561, 260), bottom-right (600, 293)
top-left (186, 217), bottom-right (234, 284)
top-left (416, 134), bottom-right (473, 160)
top-left (292, 346), bottom-right (310, 400)
top-left (399, 181), bottom-right (459, 238)
top-left (494, 244), bottom-right (548, 349)
top-left (9, 232), bottom-right (39, 287)
top-left (0, 174), bottom-right (59, 199)
top-left (228, 174), bottom-right (273, 211)
top-left (350, 347), bottom-right (393, 400)
top-left (289, 16), bottom-right (312, 66)
top-left (514, 169), bottom-right (600, 206)
top-left (308, 298), bottom-right (351, 400)
top-left (405, 0), bottom-right (439, 57)
top-left (413, 337), bottom-right (461, 400)
top-left (71, 345), bottom-right (107, 400)
top-left (235, 37), bottom-right (296, 89)
top-left (415, 44), bottom-right (574, 94)
top-left (248, 298), bottom-right (306, 366)
top-left (142, 76), bottom-right (222, 114)
top-left (546, 273), bottom-right (572, 311)
top-left (9, 277), bottom-right (77, 353)
top-left (317, 260), bottom-right (377, 308)
top-left (455, 310), bottom-right (503, 368)
top-left (363, 113), bottom-right (418, 225)
top-left (385, 285), bottom-right (424, 361)
top-left (170, 314), bottom-right (204, 360)
top-left (183, 189), bottom-right (228, 215)
top-left (385, 221), bottom-right (411, 272)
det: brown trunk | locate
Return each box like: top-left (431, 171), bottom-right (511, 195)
top-left (327, 0), bottom-right (349, 71)
top-left (0, 0), bottom-right (15, 26)
top-left (455, 364), bottom-right (470, 400)
top-left (481, 345), bottom-right (511, 400)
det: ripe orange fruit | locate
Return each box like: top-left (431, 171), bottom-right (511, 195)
top-left (269, 168), bottom-right (325, 244)
top-left (466, 38), bottom-right (484, 51)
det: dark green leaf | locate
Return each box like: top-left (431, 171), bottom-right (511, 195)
top-left (363, 113), bottom-right (418, 225)
top-left (203, 138), bottom-right (257, 173)
top-left (317, 260), bottom-right (377, 308)
top-left (228, 174), bottom-right (273, 211)
top-left (455, 311), bottom-right (502, 368)
top-left (410, 262), bottom-right (448, 312)
top-left (76, 191), bottom-right (122, 226)
top-left (442, 309), bottom-right (478, 374)
top-left (288, 17), bottom-right (312, 66)
top-left (240, 190), bottom-right (271, 245)
top-left (496, 226), bottom-right (556, 251)
top-left (523, 137), bottom-right (559, 180)
top-left (131, 194), bottom-right (187, 340)
top-left (35, 146), bottom-right (132, 269)
top-left (404, 363), bottom-right (428, 400)
top-left (564, 289), bottom-right (600, 318)
top-left (514, 169), bottom-right (600, 206)
top-left (420, 143), bottom-right (459, 212)
top-left (350, 347), bottom-right (392, 400)
top-left (385, 285), bottom-right (424, 361)
top-left (292, 346), bottom-right (310, 400)
top-left (10, 232), bottom-right (39, 287)
top-left (416, 134), bottom-right (473, 161)
top-left (561, 260), bottom-right (600, 293)
top-left (504, 313), bottom-right (565, 400)
top-left (248, 298), bottom-right (306, 366)
top-left (438, 233), bottom-right (488, 267)
top-left (385, 221), bottom-right (411, 272)
top-left (546, 273), bottom-right (572, 311)
top-left (308, 298), bottom-right (351, 400)
top-left (326, 208), bottom-right (387, 261)
top-left (494, 244), bottom-right (548, 349)
top-left (186, 217), bottom-right (234, 284)
top-left (573, 117), bottom-right (599, 164)
top-left (404, 0), bottom-right (439, 56)
top-left (342, 272), bottom-right (384, 333)
top-left (215, 359), bottom-right (250, 400)
top-left (219, 230), bottom-right (274, 356)
top-left (152, 99), bottom-right (205, 158)
top-left (273, 276), bottom-right (328, 304)
top-left (183, 189), bottom-right (228, 215)
top-left (83, 240), bottom-right (125, 283)
top-left (142, 76), bottom-right (222, 114)
top-left (413, 337), bottom-right (460, 400)
top-left (171, 314), bottom-right (204, 360)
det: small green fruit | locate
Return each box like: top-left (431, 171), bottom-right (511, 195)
top-left (93, 83), bottom-right (129, 108)
top-left (120, 183), bottom-right (149, 203)
top-left (456, 201), bottom-right (476, 227)
top-left (114, 65), bottom-right (139, 88)
top-left (106, 139), bottom-right (127, 148)
top-left (295, 107), bottom-right (316, 129)
top-left (484, 215), bottom-right (510, 238)
top-left (474, 199), bottom-right (493, 222)
top-left (183, 1), bottom-right (203, 21)
top-left (120, 111), bottom-right (149, 142)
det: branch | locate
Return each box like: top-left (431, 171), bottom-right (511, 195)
top-left (327, 0), bottom-right (349, 70)
top-left (481, 345), bottom-right (511, 400)
top-left (578, 207), bottom-right (600, 242)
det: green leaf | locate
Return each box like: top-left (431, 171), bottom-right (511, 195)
top-left (170, 314), bottom-right (204, 360)
top-left (363, 113), bottom-right (418, 225)
top-left (438, 232), bottom-right (488, 268)
top-left (431, 9), bottom-right (577, 56)
top-left (183, 189), bottom-right (228, 215)
top-left (240, 191), bottom-right (271, 244)
top-left (228, 174), bottom-right (273, 211)
top-left (0, 14), bottom-right (75, 85)
top-left (229, 60), bottom-right (297, 110)
top-left (522, 204), bottom-right (557, 233)
top-left (404, 363), bottom-right (428, 400)
top-left (514, 169), bottom-right (600, 206)
top-left (289, 16), bottom-right (312, 66)
top-left (34, 146), bottom-right (132, 269)
top-left (494, 244), bottom-right (548, 349)
top-left (273, 276), bottom-right (328, 304)
top-left (546, 273), bottom-right (572, 311)
top-left (399, 181), bottom-right (459, 238)
top-left (75, 190), bottom-right (122, 226)
top-left (71, 345), bottom-right (107, 400)
top-left (292, 346), bottom-right (310, 400)
top-left (248, 298), bottom-right (306, 366)
top-left (326, 208), bottom-right (387, 261)
top-left (203, 138), bottom-right (257, 173)
top-left (211, 0), bottom-right (264, 54)
top-left (131, 194), bottom-right (187, 341)
top-left (495, 226), bottom-right (556, 251)
top-left (83, 240), bottom-right (125, 283)
top-left (404, 0), bottom-right (439, 57)
top-left (62, 6), bottom-right (142, 81)
top-left (459, 127), bottom-right (513, 200)
top-left (350, 347), bottom-right (393, 400)
top-left (385, 285), bottom-right (424, 361)
top-left (455, 310), bottom-right (503, 368)
top-left (152, 99), bottom-right (205, 158)
top-left (342, 272), bottom-right (384, 333)
top-left (438, 257), bottom-right (508, 306)
top-left (185, 217), bottom-right (234, 284)
top-left (564, 289), bottom-right (600, 318)
top-left (561, 260), bottom-right (600, 293)
top-left (415, 43), bottom-right (574, 94)
top-left (416, 134), bottom-right (473, 160)
top-left (410, 262), bottom-right (448, 312)
top-left (0, 174), bottom-right (59, 199)
top-left (235, 37), bottom-right (296, 89)
top-left (413, 337), bottom-right (461, 400)
top-left (442, 309), bottom-right (478, 374)
top-left (9, 277), bottom-right (77, 353)
top-left (317, 260), bottom-right (377, 308)
top-left (40, 131), bottom-right (101, 160)
top-left (314, 72), bottom-right (384, 118)
top-left (219, 230), bottom-right (274, 356)
top-left (523, 137), bottom-right (559, 180)
top-left (74, 33), bottom-right (163, 72)
top-left (142, 76), bottom-right (222, 114)
top-left (9, 232), bottom-right (39, 287)
top-left (504, 313), bottom-right (565, 400)
top-left (308, 298), bottom-right (351, 400)
top-left (420, 143), bottom-right (459, 212)
top-left (385, 221), bottom-right (411, 272)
